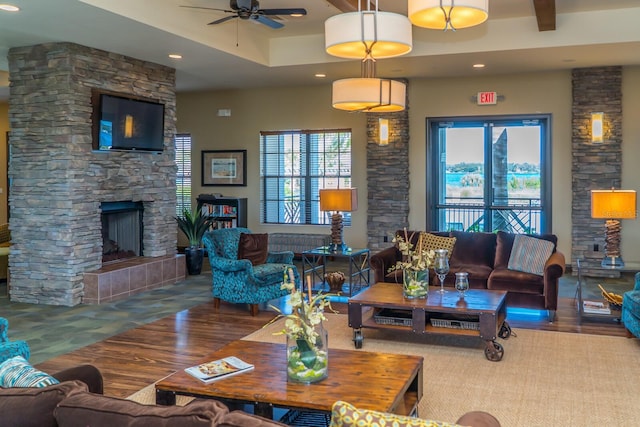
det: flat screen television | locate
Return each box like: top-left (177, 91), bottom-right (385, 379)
top-left (92, 91), bottom-right (165, 153)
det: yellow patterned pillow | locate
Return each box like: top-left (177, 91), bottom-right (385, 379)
top-left (419, 232), bottom-right (456, 258)
top-left (329, 401), bottom-right (462, 427)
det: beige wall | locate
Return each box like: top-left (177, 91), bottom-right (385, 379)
top-left (0, 101), bottom-right (8, 223)
top-left (177, 67), bottom-right (640, 264)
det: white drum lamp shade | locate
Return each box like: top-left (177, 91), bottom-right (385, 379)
top-left (332, 78), bottom-right (406, 112)
top-left (408, 0), bottom-right (488, 30)
top-left (325, 11), bottom-right (412, 59)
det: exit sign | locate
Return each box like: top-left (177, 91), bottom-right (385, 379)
top-left (477, 91), bottom-right (497, 105)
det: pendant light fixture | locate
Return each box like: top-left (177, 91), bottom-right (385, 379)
top-left (325, 0), bottom-right (412, 59)
top-left (325, 0), bottom-right (409, 112)
top-left (408, 0), bottom-right (488, 31)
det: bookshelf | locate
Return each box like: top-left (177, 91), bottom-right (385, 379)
top-left (196, 194), bottom-right (247, 230)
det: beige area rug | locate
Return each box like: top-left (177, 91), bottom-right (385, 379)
top-left (242, 313), bottom-right (640, 427)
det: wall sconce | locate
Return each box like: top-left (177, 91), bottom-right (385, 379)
top-left (591, 112), bottom-right (603, 143)
top-left (591, 189), bottom-right (637, 268)
top-left (379, 118), bottom-right (389, 146)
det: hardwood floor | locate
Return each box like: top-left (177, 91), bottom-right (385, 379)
top-left (34, 293), bottom-right (630, 399)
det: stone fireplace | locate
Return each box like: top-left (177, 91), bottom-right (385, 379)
top-left (7, 42), bottom-right (184, 306)
top-left (101, 201), bottom-right (143, 263)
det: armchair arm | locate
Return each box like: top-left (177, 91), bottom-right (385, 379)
top-left (370, 246), bottom-right (402, 283)
top-left (635, 272), bottom-right (640, 291)
top-left (267, 251), bottom-right (294, 264)
top-left (208, 256), bottom-right (253, 273)
top-left (542, 250), bottom-right (566, 310)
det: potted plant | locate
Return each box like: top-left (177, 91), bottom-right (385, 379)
top-left (176, 208), bottom-right (212, 275)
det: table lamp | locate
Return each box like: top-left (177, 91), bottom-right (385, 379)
top-left (319, 188), bottom-right (358, 252)
top-left (591, 189), bottom-right (637, 268)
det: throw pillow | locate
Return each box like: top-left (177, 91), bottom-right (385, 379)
top-left (329, 400), bottom-right (462, 427)
top-left (419, 232), bottom-right (456, 258)
top-left (507, 234), bottom-right (555, 276)
top-left (0, 356), bottom-right (60, 388)
top-left (0, 380), bottom-right (88, 427)
top-left (54, 392), bottom-right (229, 427)
top-left (237, 233), bottom-right (269, 266)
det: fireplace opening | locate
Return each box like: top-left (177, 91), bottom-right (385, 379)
top-left (101, 201), bottom-right (143, 263)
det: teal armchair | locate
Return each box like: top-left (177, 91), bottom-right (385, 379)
top-left (622, 272), bottom-right (640, 338)
top-left (202, 228), bottom-right (300, 316)
top-left (0, 317), bottom-right (30, 364)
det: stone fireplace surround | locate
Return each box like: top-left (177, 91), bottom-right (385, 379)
top-left (7, 42), bottom-right (183, 306)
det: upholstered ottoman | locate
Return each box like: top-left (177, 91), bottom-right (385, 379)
top-left (622, 272), bottom-right (640, 338)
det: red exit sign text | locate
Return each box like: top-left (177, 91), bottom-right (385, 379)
top-left (477, 91), bottom-right (497, 105)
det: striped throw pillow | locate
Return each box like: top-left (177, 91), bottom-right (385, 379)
top-left (0, 356), bottom-right (59, 388)
top-left (507, 234), bottom-right (555, 276)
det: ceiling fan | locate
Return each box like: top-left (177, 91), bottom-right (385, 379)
top-left (182, 0), bottom-right (307, 29)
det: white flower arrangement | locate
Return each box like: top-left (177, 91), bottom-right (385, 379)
top-left (389, 228), bottom-right (435, 272)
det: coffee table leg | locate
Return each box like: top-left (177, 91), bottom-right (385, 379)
top-left (156, 389), bottom-right (176, 405)
top-left (254, 402), bottom-right (274, 419)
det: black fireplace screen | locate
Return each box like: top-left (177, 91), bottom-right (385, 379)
top-left (101, 201), bottom-right (143, 262)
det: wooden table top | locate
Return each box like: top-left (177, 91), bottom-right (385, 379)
top-left (350, 283), bottom-right (507, 313)
top-left (156, 339), bottom-right (423, 414)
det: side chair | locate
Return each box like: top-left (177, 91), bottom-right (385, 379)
top-left (202, 227), bottom-right (300, 316)
top-left (622, 272), bottom-right (640, 338)
top-left (0, 317), bottom-right (30, 364)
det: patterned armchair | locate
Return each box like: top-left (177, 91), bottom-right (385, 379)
top-left (202, 228), bottom-right (300, 316)
top-left (0, 317), bottom-right (30, 364)
top-left (622, 272), bottom-right (640, 338)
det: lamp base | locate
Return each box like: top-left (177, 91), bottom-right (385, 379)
top-left (328, 242), bottom-right (350, 253)
top-left (601, 255), bottom-right (624, 269)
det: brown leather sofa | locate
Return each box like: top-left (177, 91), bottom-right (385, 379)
top-left (371, 230), bottom-right (565, 321)
top-left (0, 364), bottom-right (500, 427)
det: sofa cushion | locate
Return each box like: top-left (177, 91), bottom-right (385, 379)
top-left (54, 392), bottom-right (229, 427)
top-left (0, 380), bottom-right (88, 427)
top-left (238, 233), bottom-right (268, 266)
top-left (488, 268), bottom-right (545, 294)
top-left (494, 231), bottom-right (557, 270)
top-left (0, 356), bottom-right (59, 388)
top-left (507, 234), bottom-right (555, 276)
top-left (329, 400), bottom-right (462, 427)
top-left (419, 232), bottom-right (456, 258)
top-left (450, 231), bottom-right (496, 268)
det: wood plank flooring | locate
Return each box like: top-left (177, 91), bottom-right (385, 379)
top-left (35, 295), bottom-right (630, 399)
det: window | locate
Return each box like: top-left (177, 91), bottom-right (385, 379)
top-left (175, 133), bottom-right (192, 217)
top-left (260, 129), bottom-right (352, 225)
top-left (427, 115), bottom-right (551, 234)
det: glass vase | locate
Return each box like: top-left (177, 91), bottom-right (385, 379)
top-left (455, 271), bottom-right (469, 297)
top-left (402, 269), bottom-right (429, 299)
top-left (286, 323), bottom-right (328, 384)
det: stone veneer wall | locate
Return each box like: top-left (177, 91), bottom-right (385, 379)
top-left (8, 42), bottom-right (177, 305)
top-left (366, 80), bottom-right (410, 252)
top-left (571, 67), bottom-right (623, 274)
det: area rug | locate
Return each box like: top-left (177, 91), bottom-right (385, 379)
top-left (242, 313), bottom-right (640, 426)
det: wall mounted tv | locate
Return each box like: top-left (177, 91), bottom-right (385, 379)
top-left (92, 91), bottom-right (165, 153)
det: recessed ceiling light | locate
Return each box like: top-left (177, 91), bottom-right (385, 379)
top-left (473, 63), bottom-right (485, 69)
top-left (168, 54), bottom-right (183, 59)
top-left (315, 73), bottom-right (326, 78)
top-left (0, 4), bottom-right (20, 12)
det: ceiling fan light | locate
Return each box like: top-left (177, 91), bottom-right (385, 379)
top-left (332, 78), bottom-right (406, 112)
top-left (325, 11), bottom-right (412, 59)
top-left (408, 0), bottom-right (488, 30)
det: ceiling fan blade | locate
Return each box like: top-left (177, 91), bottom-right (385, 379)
top-left (254, 15), bottom-right (284, 29)
top-left (180, 5), bottom-right (234, 13)
top-left (208, 15), bottom-right (238, 25)
top-left (260, 8), bottom-right (307, 16)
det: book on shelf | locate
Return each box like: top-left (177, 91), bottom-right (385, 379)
top-left (185, 356), bottom-right (254, 383)
top-left (582, 300), bottom-right (611, 315)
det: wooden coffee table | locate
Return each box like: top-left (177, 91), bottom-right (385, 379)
top-left (155, 339), bottom-right (423, 420)
top-left (348, 283), bottom-right (510, 361)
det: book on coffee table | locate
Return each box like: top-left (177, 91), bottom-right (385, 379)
top-left (582, 300), bottom-right (611, 315)
top-left (185, 356), bottom-right (254, 383)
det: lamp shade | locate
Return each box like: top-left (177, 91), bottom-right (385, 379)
top-left (591, 190), bottom-right (637, 219)
top-left (408, 0), bottom-right (488, 30)
top-left (319, 188), bottom-right (358, 212)
top-left (332, 78), bottom-right (406, 112)
top-left (325, 11), bottom-right (412, 59)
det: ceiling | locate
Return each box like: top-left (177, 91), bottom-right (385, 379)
top-left (1, 0), bottom-right (640, 101)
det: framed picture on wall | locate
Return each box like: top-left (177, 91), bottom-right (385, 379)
top-left (201, 150), bottom-right (247, 186)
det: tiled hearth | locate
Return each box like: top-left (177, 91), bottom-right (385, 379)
top-left (83, 255), bottom-right (186, 304)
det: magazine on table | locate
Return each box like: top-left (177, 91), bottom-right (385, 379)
top-left (582, 300), bottom-right (611, 315)
top-left (185, 356), bottom-right (254, 383)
